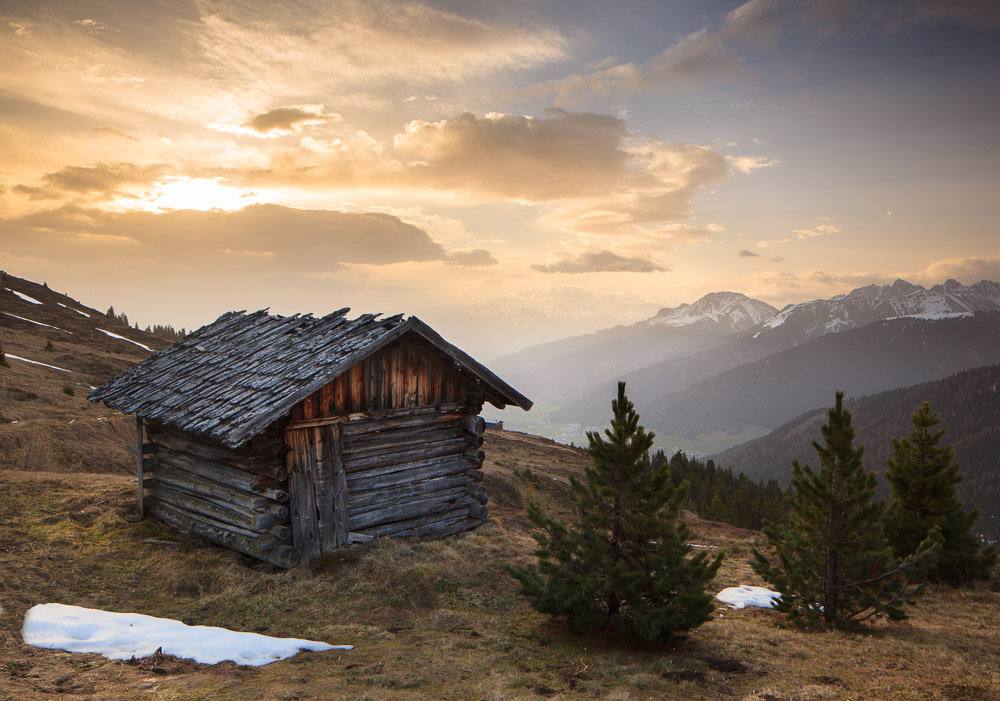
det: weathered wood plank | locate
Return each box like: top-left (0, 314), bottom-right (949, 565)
top-left (341, 438), bottom-right (468, 472)
top-left (286, 428), bottom-right (321, 564)
top-left (149, 501), bottom-right (298, 569)
top-left (153, 449), bottom-right (289, 502)
top-left (147, 431), bottom-right (283, 475)
top-left (348, 487), bottom-right (468, 530)
top-left (466, 482), bottom-right (488, 504)
top-left (150, 468), bottom-right (287, 514)
top-left (334, 373), bottom-right (346, 416)
top-left (136, 416), bottom-right (145, 518)
top-left (354, 500), bottom-right (477, 538)
top-left (346, 457), bottom-right (470, 493)
top-left (348, 475), bottom-right (469, 511)
top-left (461, 414), bottom-right (485, 436)
top-left (405, 345), bottom-right (419, 406)
top-left (341, 425), bottom-right (464, 456)
top-left (330, 424), bottom-right (349, 548)
top-left (311, 426), bottom-right (338, 552)
top-left (156, 484), bottom-right (287, 532)
top-left (342, 410), bottom-right (464, 435)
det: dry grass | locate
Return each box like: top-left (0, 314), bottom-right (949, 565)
top-left (0, 432), bottom-right (999, 700)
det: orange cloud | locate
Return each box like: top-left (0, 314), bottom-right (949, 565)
top-left (532, 250), bottom-right (668, 274)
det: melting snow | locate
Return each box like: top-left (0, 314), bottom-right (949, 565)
top-left (97, 329), bottom-right (153, 351)
top-left (5, 288), bottom-right (42, 305)
top-left (57, 303), bottom-right (91, 317)
top-left (715, 585), bottom-right (781, 610)
top-left (2, 312), bottom-right (71, 332)
top-left (6, 355), bottom-right (71, 372)
top-left (22, 603), bottom-right (351, 667)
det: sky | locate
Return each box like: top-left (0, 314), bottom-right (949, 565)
top-left (2, 0), bottom-right (999, 358)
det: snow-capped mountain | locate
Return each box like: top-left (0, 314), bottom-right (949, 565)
top-left (490, 291), bottom-right (777, 405)
top-left (550, 278), bottom-right (1000, 432)
top-left (636, 292), bottom-right (777, 330)
top-left (756, 279), bottom-right (1000, 343)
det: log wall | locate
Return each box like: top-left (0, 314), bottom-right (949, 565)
top-left (284, 401), bottom-right (488, 563)
top-left (142, 422), bottom-right (297, 568)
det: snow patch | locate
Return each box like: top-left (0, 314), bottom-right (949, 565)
top-left (97, 329), bottom-right (153, 351)
top-left (715, 585), bottom-right (781, 610)
top-left (899, 311), bottom-right (973, 321)
top-left (5, 288), bottom-right (42, 305)
top-left (3, 313), bottom-right (71, 332)
top-left (57, 303), bottom-right (91, 317)
top-left (22, 603), bottom-right (351, 667)
top-left (6, 355), bottom-right (71, 372)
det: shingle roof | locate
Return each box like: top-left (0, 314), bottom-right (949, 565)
top-left (89, 308), bottom-right (532, 447)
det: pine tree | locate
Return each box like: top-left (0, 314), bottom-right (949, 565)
top-left (508, 382), bottom-right (723, 644)
top-left (752, 391), bottom-right (941, 627)
top-left (883, 402), bottom-right (996, 585)
top-left (106, 306), bottom-right (115, 318)
top-left (0, 342), bottom-right (8, 368)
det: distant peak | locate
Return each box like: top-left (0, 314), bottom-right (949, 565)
top-left (891, 278), bottom-right (922, 292)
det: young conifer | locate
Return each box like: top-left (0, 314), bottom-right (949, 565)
top-left (508, 381), bottom-right (722, 644)
top-left (752, 391), bottom-right (941, 627)
top-left (0, 342), bottom-right (8, 368)
top-left (883, 402), bottom-right (996, 585)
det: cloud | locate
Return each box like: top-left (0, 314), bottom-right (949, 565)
top-left (738, 249), bottom-right (760, 257)
top-left (503, 27), bottom-right (745, 106)
top-left (8, 21), bottom-right (32, 37)
top-left (757, 221), bottom-right (840, 248)
top-left (14, 162), bottom-right (170, 200)
top-left (74, 19), bottom-right (112, 34)
top-left (728, 154), bottom-right (781, 174)
top-left (532, 250), bottom-right (667, 273)
top-left (505, 0), bottom-right (1000, 107)
top-left (742, 268), bottom-right (894, 304)
top-left (193, 0), bottom-right (564, 96)
top-left (446, 249), bottom-right (498, 267)
top-left (5, 203), bottom-right (448, 271)
top-left (532, 138), bottom-right (728, 238)
top-left (89, 127), bottom-right (139, 141)
top-left (241, 106), bottom-right (339, 136)
top-left (394, 110), bottom-right (629, 200)
top-left (912, 255), bottom-right (1000, 284)
top-left (792, 223), bottom-right (840, 238)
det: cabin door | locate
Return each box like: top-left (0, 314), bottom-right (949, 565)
top-left (285, 423), bottom-right (349, 563)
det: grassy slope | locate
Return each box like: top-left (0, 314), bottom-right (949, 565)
top-left (0, 430), bottom-right (998, 700)
top-left (1, 274), bottom-right (998, 699)
top-left (0, 274), bottom-right (168, 473)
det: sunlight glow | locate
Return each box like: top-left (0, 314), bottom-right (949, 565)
top-left (112, 177), bottom-right (266, 212)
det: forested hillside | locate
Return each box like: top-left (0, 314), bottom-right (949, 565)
top-left (712, 364), bottom-right (1000, 540)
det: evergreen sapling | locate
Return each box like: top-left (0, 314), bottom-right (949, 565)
top-left (883, 402), bottom-right (996, 585)
top-left (508, 382), bottom-right (722, 644)
top-left (752, 391), bottom-right (941, 627)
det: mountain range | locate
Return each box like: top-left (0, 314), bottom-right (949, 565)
top-left (491, 292), bottom-right (777, 407)
top-left (497, 278), bottom-right (1000, 452)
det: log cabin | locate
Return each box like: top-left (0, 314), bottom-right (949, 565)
top-left (89, 308), bottom-right (532, 568)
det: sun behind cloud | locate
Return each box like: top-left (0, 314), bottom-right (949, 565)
top-left (132, 177), bottom-right (266, 212)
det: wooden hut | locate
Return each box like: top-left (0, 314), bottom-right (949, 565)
top-left (89, 309), bottom-right (532, 568)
